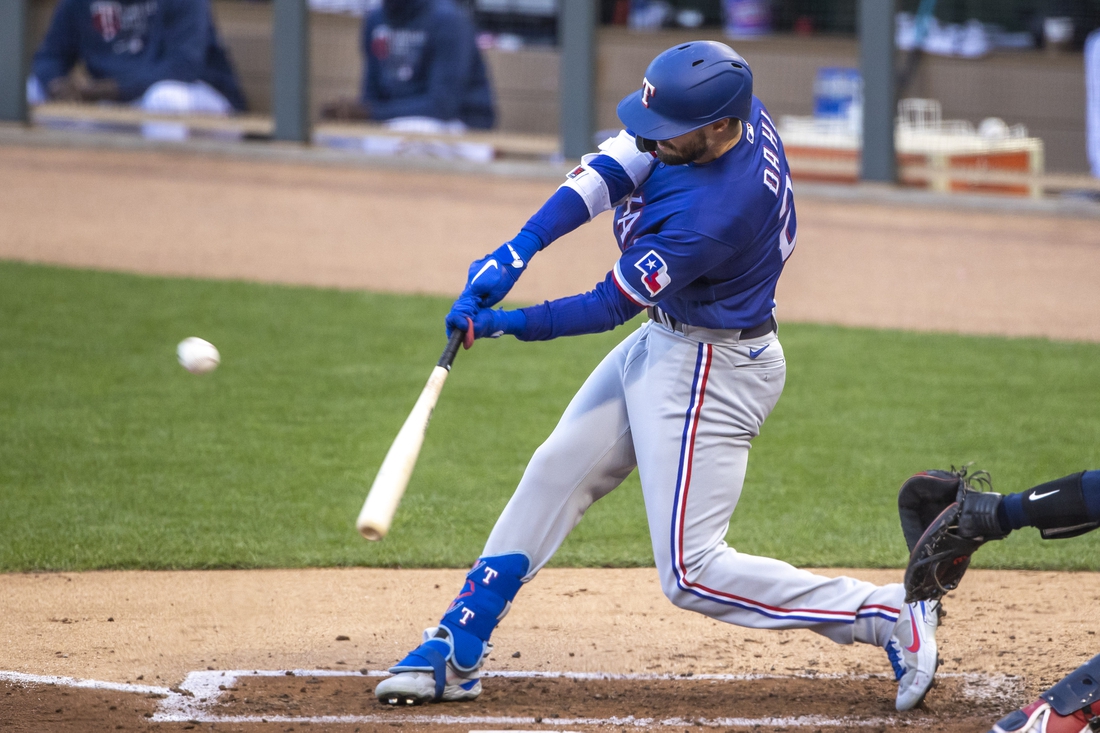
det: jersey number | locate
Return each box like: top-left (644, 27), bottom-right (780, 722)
top-left (778, 174), bottom-right (796, 262)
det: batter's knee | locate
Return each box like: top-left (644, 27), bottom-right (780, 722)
top-left (662, 582), bottom-right (700, 611)
top-left (655, 548), bottom-right (731, 613)
top-left (655, 563), bottom-right (706, 612)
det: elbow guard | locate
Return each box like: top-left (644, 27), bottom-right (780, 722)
top-left (559, 130), bottom-right (657, 219)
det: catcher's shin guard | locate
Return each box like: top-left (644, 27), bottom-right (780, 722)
top-left (990, 699), bottom-right (1099, 733)
top-left (989, 653), bottom-right (1100, 733)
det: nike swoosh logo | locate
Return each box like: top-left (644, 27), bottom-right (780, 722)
top-left (748, 344), bottom-right (770, 359)
top-left (1029, 489), bottom-right (1059, 501)
top-left (905, 607), bottom-right (921, 653)
top-left (506, 244), bottom-right (525, 269)
top-left (470, 259), bottom-right (499, 285)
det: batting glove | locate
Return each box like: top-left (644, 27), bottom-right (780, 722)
top-left (445, 305), bottom-right (526, 341)
top-left (445, 292), bottom-right (481, 339)
top-left (464, 230), bottom-right (541, 308)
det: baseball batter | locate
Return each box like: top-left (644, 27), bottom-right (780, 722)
top-left (375, 41), bottom-right (939, 712)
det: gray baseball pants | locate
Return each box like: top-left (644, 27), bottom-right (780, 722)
top-left (484, 320), bottom-right (904, 647)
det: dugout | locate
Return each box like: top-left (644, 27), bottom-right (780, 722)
top-left (4, 0), bottom-right (1098, 175)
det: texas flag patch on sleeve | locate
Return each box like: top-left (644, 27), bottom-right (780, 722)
top-left (612, 248), bottom-right (672, 306)
top-left (635, 250), bottom-right (671, 297)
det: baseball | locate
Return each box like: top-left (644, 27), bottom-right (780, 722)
top-left (177, 337), bottom-right (220, 374)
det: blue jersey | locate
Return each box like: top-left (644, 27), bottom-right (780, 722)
top-left (362, 0), bottom-right (495, 129)
top-left (610, 99), bottom-right (796, 330)
top-left (517, 98), bottom-right (797, 341)
top-left (31, 0), bottom-right (247, 110)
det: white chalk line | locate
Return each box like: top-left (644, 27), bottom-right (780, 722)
top-left (0, 670), bottom-right (171, 696)
top-left (1, 667), bottom-right (1024, 728)
top-left (155, 712), bottom-right (911, 728)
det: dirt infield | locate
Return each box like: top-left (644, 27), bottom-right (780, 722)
top-left (7, 567), bottom-right (1099, 688)
top-left (2, 568), bottom-right (1099, 732)
top-left (2, 146), bottom-right (1100, 341)
top-left (2, 144), bottom-right (1100, 732)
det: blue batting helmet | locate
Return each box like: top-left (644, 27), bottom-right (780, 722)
top-left (617, 40), bottom-right (753, 142)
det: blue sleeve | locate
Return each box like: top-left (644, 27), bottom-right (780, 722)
top-left (520, 187), bottom-right (589, 250)
top-left (520, 155), bottom-right (637, 249)
top-left (611, 229), bottom-right (738, 307)
top-left (367, 11), bottom-right (476, 121)
top-left (31, 0), bottom-right (81, 89)
top-left (115, 0), bottom-right (209, 99)
top-left (517, 272), bottom-right (644, 341)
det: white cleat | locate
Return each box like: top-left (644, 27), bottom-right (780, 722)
top-left (374, 669), bottom-right (481, 706)
top-left (374, 626), bottom-right (484, 706)
top-left (886, 599), bottom-right (940, 711)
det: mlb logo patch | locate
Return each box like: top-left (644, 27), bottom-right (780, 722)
top-left (567, 165), bottom-right (586, 179)
top-left (634, 250), bottom-right (671, 297)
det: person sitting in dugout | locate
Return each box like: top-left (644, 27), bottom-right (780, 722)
top-left (28, 0), bottom-right (247, 117)
top-left (321, 0), bottom-right (495, 132)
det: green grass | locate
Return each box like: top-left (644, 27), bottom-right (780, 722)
top-left (1, 261), bottom-right (1097, 571)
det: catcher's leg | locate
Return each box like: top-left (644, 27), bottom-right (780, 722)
top-left (989, 652), bottom-right (1100, 733)
top-left (376, 330), bottom-right (641, 705)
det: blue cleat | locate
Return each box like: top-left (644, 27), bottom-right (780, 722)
top-left (375, 626), bottom-right (487, 705)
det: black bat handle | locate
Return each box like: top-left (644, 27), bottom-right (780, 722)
top-left (438, 328), bottom-right (464, 370)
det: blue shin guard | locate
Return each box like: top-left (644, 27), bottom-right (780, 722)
top-left (441, 553), bottom-right (530, 670)
top-left (389, 553), bottom-right (530, 683)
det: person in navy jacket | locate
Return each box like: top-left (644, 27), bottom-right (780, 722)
top-left (29, 0), bottom-right (246, 115)
top-left (322, 0), bottom-right (494, 130)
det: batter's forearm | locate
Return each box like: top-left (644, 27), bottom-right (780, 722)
top-left (518, 187), bottom-right (588, 251)
top-left (517, 274), bottom-right (642, 341)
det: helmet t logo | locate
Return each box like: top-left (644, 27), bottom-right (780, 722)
top-left (641, 77), bottom-right (656, 108)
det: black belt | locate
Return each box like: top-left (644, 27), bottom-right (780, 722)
top-left (647, 307), bottom-right (776, 339)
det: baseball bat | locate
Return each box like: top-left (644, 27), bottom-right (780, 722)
top-left (356, 329), bottom-right (465, 541)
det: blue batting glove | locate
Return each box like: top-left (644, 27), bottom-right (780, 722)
top-left (445, 292), bottom-right (481, 338)
top-left (465, 230), bottom-right (542, 308)
top-left (468, 307), bottom-right (527, 340)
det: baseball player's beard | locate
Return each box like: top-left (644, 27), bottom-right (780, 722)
top-left (655, 130), bottom-right (709, 166)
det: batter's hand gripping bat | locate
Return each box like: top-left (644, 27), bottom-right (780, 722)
top-left (356, 328), bottom-right (465, 541)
